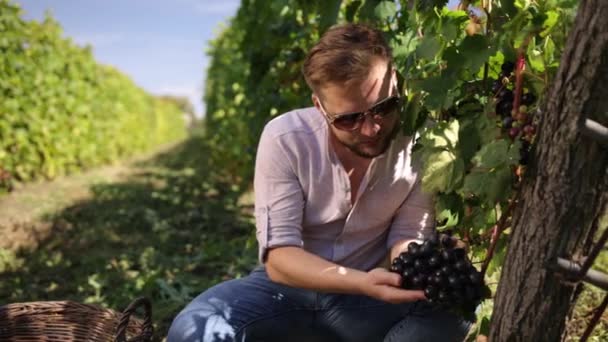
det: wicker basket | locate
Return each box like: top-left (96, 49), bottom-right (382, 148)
top-left (0, 297), bottom-right (153, 342)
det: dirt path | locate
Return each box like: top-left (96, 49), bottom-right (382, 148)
top-left (0, 143), bottom-right (180, 252)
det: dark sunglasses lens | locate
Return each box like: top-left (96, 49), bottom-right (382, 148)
top-left (372, 96), bottom-right (400, 116)
top-left (333, 113), bottom-right (362, 130)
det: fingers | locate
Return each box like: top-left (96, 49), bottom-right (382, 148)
top-left (369, 268), bottom-right (402, 287)
top-left (381, 287), bottom-right (426, 304)
top-left (380, 271), bottom-right (402, 288)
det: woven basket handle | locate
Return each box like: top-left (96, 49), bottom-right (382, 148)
top-left (114, 297), bottom-right (154, 342)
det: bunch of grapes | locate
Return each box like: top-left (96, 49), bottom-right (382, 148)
top-left (491, 61), bottom-right (539, 165)
top-left (389, 231), bottom-right (489, 316)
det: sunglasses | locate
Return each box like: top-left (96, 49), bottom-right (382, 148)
top-left (322, 95), bottom-right (401, 131)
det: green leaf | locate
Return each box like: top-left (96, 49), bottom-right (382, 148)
top-left (414, 74), bottom-right (459, 110)
top-left (443, 46), bottom-right (465, 78)
top-left (400, 91), bottom-right (426, 136)
top-left (460, 166), bottom-right (513, 203)
top-left (470, 205), bottom-right (497, 230)
top-left (459, 35), bottom-right (493, 73)
top-left (318, 0), bottom-right (343, 32)
top-left (472, 139), bottom-right (520, 169)
top-left (358, 0), bottom-right (382, 21)
top-left (457, 119), bottom-right (481, 163)
top-left (374, 1), bottom-right (397, 21)
top-left (416, 35), bottom-right (442, 60)
top-left (344, 0), bottom-right (362, 22)
top-left (421, 150), bottom-right (465, 194)
top-left (392, 31), bottom-right (418, 60)
top-left (474, 112), bottom-right (501, 146)
top-left (544, 36), bottom-right (557, 67)
top-left (527, 37), bottom-right (545, 72)
top-left (435, 192), bottom-right (464, 228)
top-left (440, 20), bottom-right (458, 42)
top-left (417, 119), bottom-right (460, 150)
top-left (541, 10), bottom-right (559, 37)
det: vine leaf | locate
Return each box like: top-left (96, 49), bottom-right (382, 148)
top-left (460, 35), bottom-right (493, 73)
top-left (460, 166), bottom-right (513, 203)
top-left (374, 1), bottom-right (397, 21)
top-left (472, 139), bottom-right (521, 169)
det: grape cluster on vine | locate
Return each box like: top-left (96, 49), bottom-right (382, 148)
top-left (492, 61), bottom-right (539, 165)
top-left (389, 231), bottom-right (489, 318)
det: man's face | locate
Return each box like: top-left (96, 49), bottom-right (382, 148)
top-left (313, 58), bottom-right (400, 159)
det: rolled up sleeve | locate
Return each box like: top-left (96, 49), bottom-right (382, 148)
top-left (387, 178), bottom-right (435, 249)
top-left (254, 126), bottom-right (305, 263)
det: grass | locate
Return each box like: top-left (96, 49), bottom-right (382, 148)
top-left (0, 130), bottom-right (258, 340)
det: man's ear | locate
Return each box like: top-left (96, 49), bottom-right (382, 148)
top-left (312, 93), bottom-right (322, 113)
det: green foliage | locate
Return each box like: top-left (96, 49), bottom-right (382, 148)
top-left (0, 132), bottom-right (258, 340)
top-left (0, 0), bottom-right (186, 188)
top-left (203, 0), bottom-right (583, 337)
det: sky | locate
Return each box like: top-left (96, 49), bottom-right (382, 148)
top-left (15, 0), bottom-right (241, 117)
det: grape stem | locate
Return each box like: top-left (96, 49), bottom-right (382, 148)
top-left (512, 54), bottom-right (525, 114)
top-left (480, 193), bottom-right (519, 277)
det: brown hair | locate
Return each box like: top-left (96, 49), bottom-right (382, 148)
top-left (302, 23), bottom-right (392, 94)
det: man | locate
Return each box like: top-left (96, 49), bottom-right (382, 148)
top-left (168, 23), bottom-right (470, 342)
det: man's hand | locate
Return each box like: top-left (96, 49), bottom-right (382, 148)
top-left (360, 268), bottom-right (426, 304)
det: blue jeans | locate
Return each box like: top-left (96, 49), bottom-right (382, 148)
top-left (167, 266), bottom-right (471, 342)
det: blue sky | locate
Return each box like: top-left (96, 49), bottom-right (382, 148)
top-left (15, 0), bottom-right (241, 117)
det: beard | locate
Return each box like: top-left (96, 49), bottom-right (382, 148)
top-left (339, 120), bottom-right (401, 159)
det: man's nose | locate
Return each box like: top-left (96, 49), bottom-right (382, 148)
top-left (359, 113), bottom-right (381, 137)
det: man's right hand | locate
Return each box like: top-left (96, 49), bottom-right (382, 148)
top-left (361, 268), bottom-right (427, 304)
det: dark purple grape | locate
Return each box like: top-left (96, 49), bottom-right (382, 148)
top-left (420, 240), bottom-right (435, 256)
top-left (448, 275), bottom-right (462, 289)
top-left (509, 127), bottom-right (521, 139)
top-left (440, 234), bottom-right (454, 248)
top-left (414, 259), bottom-right (429, 272)
top-left (428, 231), bottom-right (439, 246)
top-left (402, 267), bottom-right (416, 279)
top-left (469, 270), bottom-right (482, 285)
top-left (523, 124), bottom-right (536, 135)
top-left (491, 80), bottom-right (502, 94)
top-left (438, 290), bottom-right (450, 303)
top-left (401, 276), bottom-right (412, 289)
top-left (428, 254), bottom-right (442, 269)
top-left (496, 100), bottom-right (513, 117)
top-left (441, 249), bottom-right (455, 264)
top-left (458, 274), bottom-right (469, 286)
top-left (503, 116), bottom-right (513, 129)
top-left (522, 92), bottom-right (536, 106)
top-left (411, 274), bottom-right (426, 289)
top-left (501, 61), bottom-right (515, 74)
top-left (452, 248), bottom-right (466, 260)
top-left (451, 289), bottom-right (465, 304)
top-left (464, 286), bottom-right (476, 302)
top-left (435, 275), bottom-right (448, 287)
top-left (454, 260), bottom-right (469, 272)
top-left (497, 89), bottom-right (514, 102)
top-left (408, 242), bottom-right (421, 256)
top-left (399, 253), bottom-right (414, 267)
top-left (424, 285), bottom-right (439, 300)
top-left (441, 265), bottom-right (453, 275)
top-left (390, 263), bottom-right (404, 274)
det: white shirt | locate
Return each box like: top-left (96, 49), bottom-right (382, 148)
top-left (254, 106), bottom-right (435, 271)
